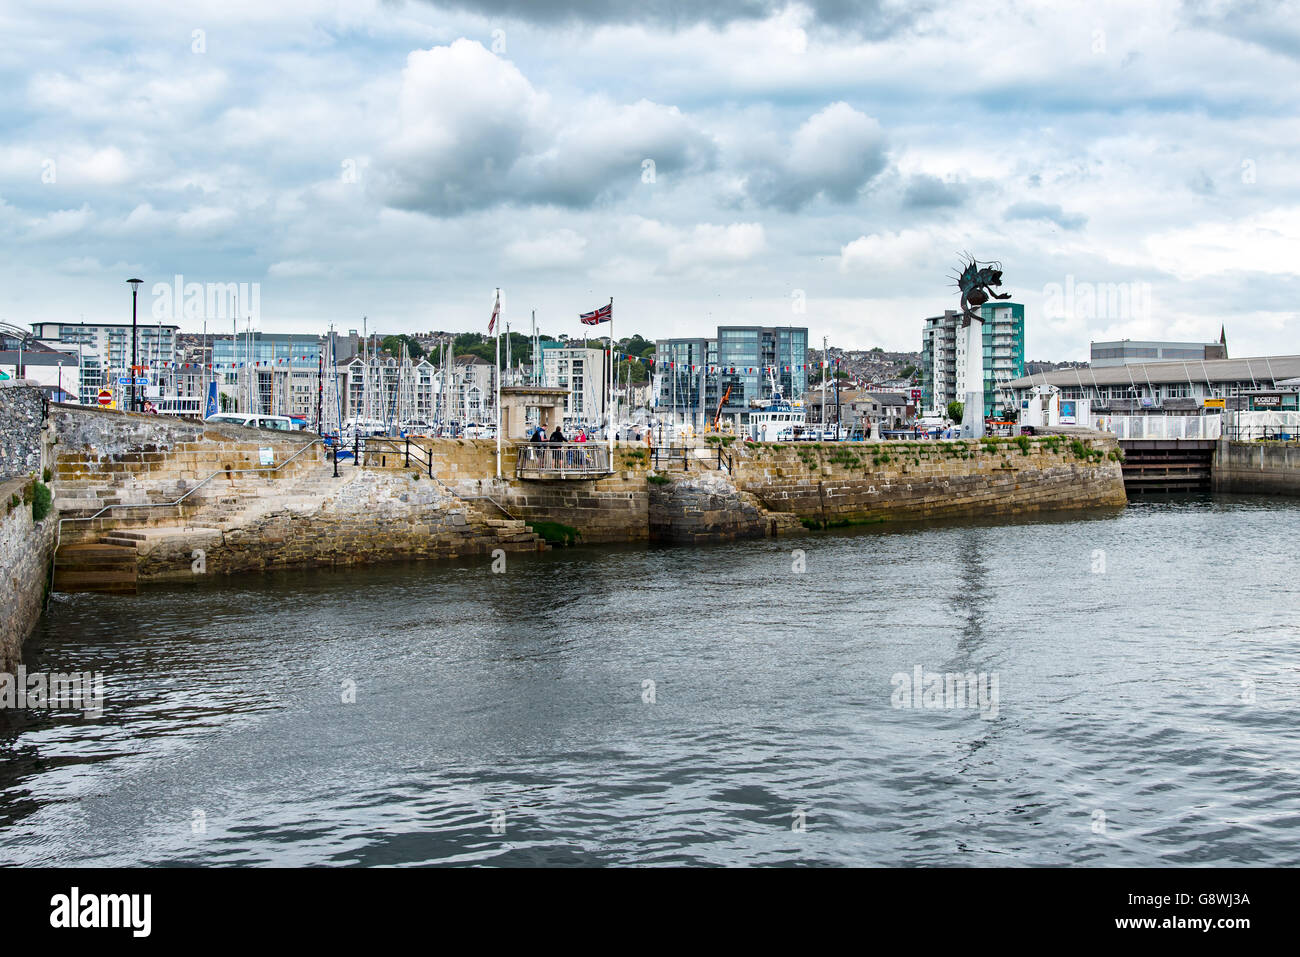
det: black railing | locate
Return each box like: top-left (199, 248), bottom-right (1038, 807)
top-left (516, 443), bottom-right (611, 476)
top-left (650, 446), bottom-right (689, 471)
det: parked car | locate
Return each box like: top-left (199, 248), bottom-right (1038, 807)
top-left (205, 413), bottom-right (297, 432)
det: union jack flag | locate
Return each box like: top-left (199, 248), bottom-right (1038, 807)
top-left (579, 302), bottom-right (612, 325)
top-left (488, 289), bottom-right (500, 335)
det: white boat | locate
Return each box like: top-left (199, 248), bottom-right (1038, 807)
top-left (747, 370), bottom-right (806, 441)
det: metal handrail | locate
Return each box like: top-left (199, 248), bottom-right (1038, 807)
top-left (47, 436), bottom-right (324, 609)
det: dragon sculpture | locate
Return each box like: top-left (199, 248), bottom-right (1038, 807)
top-left (952, 256), bottom-right (1012, 326)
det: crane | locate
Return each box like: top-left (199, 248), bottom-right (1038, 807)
top-left (710, 385), bottom-right (732, 432)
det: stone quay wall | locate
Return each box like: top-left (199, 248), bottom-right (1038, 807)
top-left (1213, 440), bottom-right (1300, 496)
top-left (50, 405), bottom-right (327, 541)
top-left (42, 406), bottom-right (1130, 589)
top-left (724, 433), bottom-right (1127, 525)
top-left (393, 439), bottom-right (655, 544)
top-left (0, 474), bottom-right (57, 671)
top-left (648, 472), bottom-right (805, 544)
top-left (0, 383), bottom-right (47, 481)
top-left (133, 469), bottom-right (543, 581)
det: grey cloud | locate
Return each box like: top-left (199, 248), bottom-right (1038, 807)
top-left (376, 41), bottom-right (715, 215)
top-left (1182, 0), bottom-right (1300, 61)
top-left (902, 174), bottom-right (968, 209)
top-left (744, 102), bottom-right (888, 211)
top-left (1003, 201), bottom-right (1087, 231)
top-left (415, 0), bottom-right (927, 35)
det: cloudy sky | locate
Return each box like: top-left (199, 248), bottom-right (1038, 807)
top-left (2, 0), bottom-right (1299, 358)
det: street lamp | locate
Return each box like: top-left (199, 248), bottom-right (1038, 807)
top-left (127, 278), bottom-right (143, 412)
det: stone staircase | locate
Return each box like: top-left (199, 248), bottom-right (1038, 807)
top-left (51, 466), bottom-right (545, 591)
top-left (52, 543), bottom-right (138, 594)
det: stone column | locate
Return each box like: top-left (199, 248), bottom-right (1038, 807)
top-left (961, 318), bottom-right (984, 440)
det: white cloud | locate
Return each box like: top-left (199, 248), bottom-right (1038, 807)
top-left (268, 260), bottom-right (331, 278)
top-left (743, 102), bottom-right (887, 209)
top-left (379, 39), bottom-right (714, 214)
top-left (1144, 208), bottom-right (1300, 280)
top-left (504, 228), bottom-right (588, 268)
top-left (840, 229), bottom-right (946, 275)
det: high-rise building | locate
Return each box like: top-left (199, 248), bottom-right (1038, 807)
top-left (920, 310), bottom-right (959, 413)
top-left (921, 304), bottom-right (1024, 418)
top-left (656, 325), bottom-right (808, 424)
top-left (981, 301), bottom-right (1025, 418)
top-left (541, 346), bottom-right (606, 429)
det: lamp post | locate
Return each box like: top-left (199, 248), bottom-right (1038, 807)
top-left (127, 279), bottom-right (143, 412)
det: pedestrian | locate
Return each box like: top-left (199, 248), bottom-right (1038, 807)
top-left (576, 428), bottom-right (588, 444)
top-left (529, 426), bottom-right (543, 443)
top-left (549, 424), bottom-right (565, 443)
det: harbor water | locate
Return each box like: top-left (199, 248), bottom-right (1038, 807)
top-left (2, 495), bottom-right (1298, 866)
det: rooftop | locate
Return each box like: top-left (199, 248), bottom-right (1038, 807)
top-left (1007, 354), bottom-right (1300, 389)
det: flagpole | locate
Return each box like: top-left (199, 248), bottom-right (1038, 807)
top-left (608, 296), bottom-right (615, 460)
top-left (495, 287), bottom-right (502, 479)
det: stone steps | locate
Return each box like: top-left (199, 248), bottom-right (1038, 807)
top-left (52, 543), bottom-right (138, 594)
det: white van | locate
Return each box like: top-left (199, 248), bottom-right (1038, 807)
top-left (205, 413), bottom-right (297, 432)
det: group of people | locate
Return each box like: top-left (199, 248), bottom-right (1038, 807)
top-left (529, 425), bottom-right (590, 444)
top-left (527, 425), bottom-right (657, 450)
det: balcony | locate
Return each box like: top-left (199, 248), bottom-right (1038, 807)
top-left (516, 443), bottom-right (612, 480)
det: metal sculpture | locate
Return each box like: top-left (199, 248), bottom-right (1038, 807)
top-left (952, 256), bottom-right (1011, 326)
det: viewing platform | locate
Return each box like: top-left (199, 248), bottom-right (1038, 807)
top-left (515, 444), bottom-right (613, 480)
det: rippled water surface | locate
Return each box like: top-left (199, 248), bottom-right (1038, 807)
top-left (3, 495), bottom-right (1299, 866)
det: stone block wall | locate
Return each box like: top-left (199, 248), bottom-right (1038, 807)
top-left (648, 473), bottom-right (804, 544)
top-left (727, 434), bottom-right (1127, 525)
top-left (133, 470), bottom-right (543, 581)
top-left (424, 439), bottom-right (656, 544)
top-left (51, 405), bottom-right (326, 541)
top-left (0, 475), bottom-right (57, 671)
top-left (0, 384), bottom-right (47, 481)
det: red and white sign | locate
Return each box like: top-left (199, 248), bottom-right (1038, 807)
top-left (911, 388), bottom-right (922, 401)
top-left (98, 389), bottom-right (112, 406)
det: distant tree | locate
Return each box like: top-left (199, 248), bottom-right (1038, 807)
top-left (380, 334), bottom-right (425, 360)
top-left (618, 357), bottom-right (649, 383)
top-left (947, 400), bottom-right (964, 423)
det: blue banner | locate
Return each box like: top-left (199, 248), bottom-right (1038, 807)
top-left (204, 380), bottom-right (218, 419)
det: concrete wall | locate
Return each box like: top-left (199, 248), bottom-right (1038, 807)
top-left (0, 475), bottom-right (57, 671)
top-left (1213, 440), bottom-right (1300, 496)
top-left (726, 434), bottom-right (1127, 525)
top-left (0, 383), bottom-right (46, 481)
